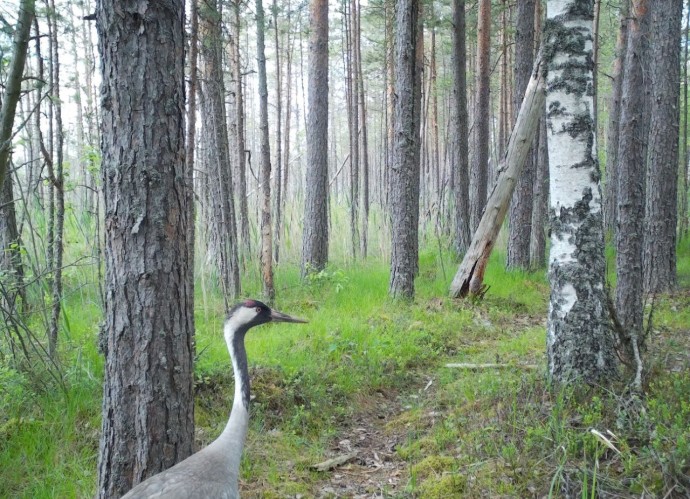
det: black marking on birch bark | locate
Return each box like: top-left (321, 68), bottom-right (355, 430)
top-left (548, 191), bottom-right (615, 383)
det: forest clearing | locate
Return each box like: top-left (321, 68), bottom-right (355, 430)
top-left (1, 0), bottom-right (690, 497)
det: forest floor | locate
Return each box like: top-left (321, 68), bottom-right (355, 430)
top-left (1, 247), bottom-right (689, 498)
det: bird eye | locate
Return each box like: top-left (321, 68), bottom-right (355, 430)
top-left (255, 307), bottom-right (262, 314)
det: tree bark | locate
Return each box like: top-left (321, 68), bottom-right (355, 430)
top-left (450, 52), bottom-right (545, 299)
top-left (96, 2), bottom-right (195, 496)
top-left (470, 0), bottom-right (491, 233)
top-left (47, 0), bottom-right (65, 359)
top-left (643, 0), bottom-right (682, 294)
top-left (272, 0), bottom-right (283, 265)
top-left (604, 0), bottom-right (630, 232)
top-left (389, 0), bottom-right (422, 299)
top-left (545, 0), bottom-right (616, 385)
top-left (232, 0), bottom-right (251, 260)
top-left (506, 0), bottom-right (536, 270)
top-left (452, 0), bottom-right (470, 255)
top-left (530, 112), bottom-right (549, 269)
top-left (301, 0), bottom-right (329, 275)
top-left (199, 0), bottom-right (241, 301)
top-left (615, 0), bottom-right (650, 362)
top-left (257, 0), bottom-right (275, 302)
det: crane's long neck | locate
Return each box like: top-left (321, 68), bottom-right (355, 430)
top-left (216, 322), bottom-right (251, 484)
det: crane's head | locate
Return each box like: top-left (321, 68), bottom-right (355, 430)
top-left (225, 299), bottom-right (308, 335)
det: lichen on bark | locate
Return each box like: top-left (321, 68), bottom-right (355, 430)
top-left (545, 0), bottom-right (617, 384)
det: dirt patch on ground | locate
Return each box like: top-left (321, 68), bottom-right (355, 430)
top-left (308, 390), bottom-right (413, 498)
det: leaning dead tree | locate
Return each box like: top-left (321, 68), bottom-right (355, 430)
top-left (449, 51), bottom-right (545, 299)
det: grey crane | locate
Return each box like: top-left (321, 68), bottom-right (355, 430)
top-left (121, 299), bottom-right (307, 499)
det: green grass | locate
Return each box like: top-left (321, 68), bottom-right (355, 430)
top-left (1, 236), bottom-right (689, 498)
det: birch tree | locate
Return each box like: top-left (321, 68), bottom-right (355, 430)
top-left (544, 0), bottom-right (616, 384)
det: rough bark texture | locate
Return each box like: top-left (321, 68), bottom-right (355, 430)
top-left (257, 0), bottom-right (275, 302)
top-left (452, 0), bottom-right (471, 255)
top-left (469, 0), bottom-right (491, 233)
top-left (530, 112), bottom-right (549, 269)
top-left (450, 54), bottom-right (545, 298)
top-left (615, 0), bottom-right (649, 355)
top-left (643, 0), bottom-right (682, 294)
top-left (301, 0), bottom-right (329, 275)
top-left (389, 0), bottom-right (422, 299)
top-left (47, 0), bottom-right (65, 359)
top-left (604, 0), bottom-right (630, 232)
top-left (507, 0), bottom-right (536, 270)
top-left (545, 0), bottom-right (616, 385)
top-left (96, 3), bottom-right (195, 496)
top-left (272, 0), bottom-right (283, 264)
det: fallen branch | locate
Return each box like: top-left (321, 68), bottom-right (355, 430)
top-left (311, 452), bottom-right (358, 472)
top-left (449, 49), bottom-right (545, 299)
top-left (445, 363), bottom-right (539, 370)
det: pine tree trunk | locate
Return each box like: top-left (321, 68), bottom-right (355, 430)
top-left (389, 0), bottom-right (422, 299)
top-left (273, 0), bottom-right (283, 265)
top-left (643, 0), bottom-right (682, 294)
top-left (470, 0), bottom-right (491, 233)
top-left (356, 0), bottom-right (370, 259)
top-left (530, 112), bottom-right (548, 269)
top-left (47, 0), bottom-right (65, 359)
top-left (681, 0), bottom-right (690, 237)
top-left (301, 0), bottom-right (329, 275)
top-left (545, 0), bottom-right (616, 385)
top-left (232, 1), bottom-right (251, 260)
top-left (506, 0), bottom-right (536, 270)
top-left (604, 0), bottom-right (630, 232)
top-left (199, 0), bottom-right (241, 301)
top-left (96, 2), bottom-right (194, 496)
top-left (615, 0), bottom-right (650, 364)
top-left (452, 0), bottom-right (470, 255)
top-left (257, 0), bottom-right (275, 302)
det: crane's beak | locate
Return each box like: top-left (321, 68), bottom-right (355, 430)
top-left (270, 309), bottom-right (308, 323)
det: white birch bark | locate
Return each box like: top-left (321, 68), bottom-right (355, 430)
top-left (545, 0), bottom-right (616, 383)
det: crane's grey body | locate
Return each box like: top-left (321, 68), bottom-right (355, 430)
top-left (120, 301), bottom-right (306, 498)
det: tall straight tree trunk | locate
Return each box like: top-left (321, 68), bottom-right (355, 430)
top-left (529, 0), bottom-right (548, 269)
top-left (643, 0), bottom-right (682, 294)
top-left (47, 0), bottom-right (65, 359)
top-left (301, 0), bottom-right (329, 275)
top-left (96, 2), bottom-right (194, 496)
top-left (470, 0), bottom-right (491, 233)
top-left (530, 112), bottom-right (549, 269)
top-left (257, 0), bottom-right (275, 302)
top-left (681, 1), bottom-right (690, 238)
top-left (186, 0), bottom-right (199, 324)
top-left (507, 0), bottom-right (536, 270)
top-left (346, 1), bottom-right (360, 260)
top-left (389, 0), bottom-right (422, 299)
top-left (283, 1), bottom-right (293, 206)
top-left (232, 1), bottom-right (251, 259)
top-left (453, 0), bottom-right (470, 255)
top-left (272, 0), bottom-right (283, 264)
top-left (356, 0), bottom-right (370, 258)
top-left (604, 0), bottom-right (630, 232)
top-left (615, 0), bottom-right (650, 378)
top-left (545, 0), bottom-right (616, 384)
top-left (199, 0), bottom-right (241, 301)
